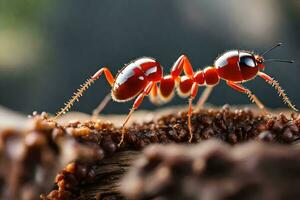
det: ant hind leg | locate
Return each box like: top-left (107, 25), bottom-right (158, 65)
top-left (187, 82), bottom-right (199, 143)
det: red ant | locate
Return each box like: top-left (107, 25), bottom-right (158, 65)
top-left (55, 43), bottom-right (297, 145)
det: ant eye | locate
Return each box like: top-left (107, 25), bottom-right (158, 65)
top-left (239, 55), bottom-right (256, 68)
top-left (238, 53), bottom-right (259, 80)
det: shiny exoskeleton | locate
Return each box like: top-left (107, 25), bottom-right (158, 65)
top-left (55, 43), bottom-right (297, 145)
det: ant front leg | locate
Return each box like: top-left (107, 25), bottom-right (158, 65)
top-left (258, 72), bottom-right (298, 111)
top-left (226, 81), bottom-right (267, 113)
top-left (55, 67), bottom-right (115, 119)
top-left (91, 68), bottom-right (115, 118)
top-left (92, 67), bottom-right (115, 84)
top-left (118, 82), bottom-right (154, 146)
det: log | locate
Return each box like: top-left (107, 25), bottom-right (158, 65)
top-left (0, 106), bottom-right (299, 199)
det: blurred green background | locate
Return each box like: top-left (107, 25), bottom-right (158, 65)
top-left (0, 0), bottom-right (299, 115)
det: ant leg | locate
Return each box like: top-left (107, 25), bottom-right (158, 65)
top-left (171, 55), bottom-right (194, 79)
top-left (92, 94), bottom-right (112, 119)
top-left (258, 72), bottom-right (298, 111)
top-left (118, 82), bottom-right (154, 146)
top-left (187, 82), bottom-right (199, 142)
top-left (55, 67), bottom-right (115, 119)
top-left (91, 68), bottom-right (115, 118)
top-left (92, 67), bottom-right (115, 85)
top-left (226, 81), bottom-right (268, 113)
top-left (195, 86), bottom-right (214, 111)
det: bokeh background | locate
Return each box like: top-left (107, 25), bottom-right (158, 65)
top-left (0, 0), bottom-right (299, 115)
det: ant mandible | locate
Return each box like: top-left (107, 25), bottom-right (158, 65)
top-left (55, 43), bottom-right (297, 145)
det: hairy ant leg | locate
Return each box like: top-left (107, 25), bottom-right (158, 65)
top-left (258, 72), bottom-right (298, 111)
top-left (55, 67), bottom-right (115, 119)
top-left (226, 81), bottom-right (267, 113)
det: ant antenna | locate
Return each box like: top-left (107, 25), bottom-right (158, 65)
top-left (261, 43), bottom-right (282, 56)
top-left (264, 59), bottom-right (294, 63)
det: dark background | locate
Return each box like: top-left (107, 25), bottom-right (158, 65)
top-left (0, 0), bottom-right (299, 115)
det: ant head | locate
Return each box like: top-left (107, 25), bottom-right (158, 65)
top-left (255, 42), bottom-right (294, 71)
top-left (254, 55), bottom-right (265, 70)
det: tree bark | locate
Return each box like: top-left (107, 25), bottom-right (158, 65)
top-left (77, 151), bottom-right (140, 200)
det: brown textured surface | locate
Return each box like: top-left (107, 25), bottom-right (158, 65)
top-left (0, 106), bottom-right (299, 199)
top-left (121, 140), bottom-right (300, 200)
